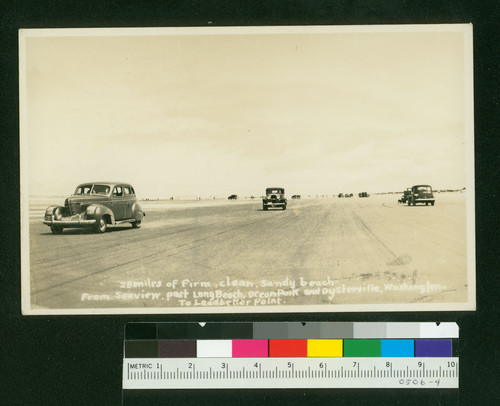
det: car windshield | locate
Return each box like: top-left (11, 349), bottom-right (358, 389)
top-left (93, 184), bottom-right (111, 195)
top-left (415, 186), bottom-right (432, 193)
top-left (266, 189), bottom-right (284, 194)
top-left (74, 184), bottom-right (110, 195)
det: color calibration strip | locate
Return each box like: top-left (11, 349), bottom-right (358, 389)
top-left (125, 321), bottom-right (459, 340)
top-left (125, 338), bottom-right (453, 358)
top-left (124, 322), bottom-right (457, 358)
top-left (123, 322), bottom-right (458, 389)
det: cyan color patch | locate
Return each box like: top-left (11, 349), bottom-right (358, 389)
top-left (381, 340), bottom-right (414, 357)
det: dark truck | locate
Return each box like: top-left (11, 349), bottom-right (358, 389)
top-left (262, 187), bottom-right (287, 210)
top-left (406, 185), bottom-right (435, 206)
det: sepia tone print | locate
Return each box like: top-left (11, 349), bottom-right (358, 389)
top-left (20, 25), bottom-right (475, 314)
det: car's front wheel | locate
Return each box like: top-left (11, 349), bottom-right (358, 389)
top-left (50, 225), bottom-right (63, 234)
top-left (132, 220), bottom-right (141, 228)
top-left (95, 217), bottom-right (107, 233)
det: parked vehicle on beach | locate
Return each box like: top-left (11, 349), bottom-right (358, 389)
top-left (43, 182), bottom-right (145, 234)
top-left (358, 192), bottom-right (370, 198)
top-left (407, 185), bottom-right (435, 206)
top-left (291, 195), bottom-right (301, 199)
top-left (398, 188), bottom-right (411, 203)
top-left (228, 194), bottom-right (238, 200)
top-left (262, 187), bottom-right (287, 210)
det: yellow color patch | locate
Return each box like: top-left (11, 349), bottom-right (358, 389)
top-left (307, 339), bottom-right (343, 357)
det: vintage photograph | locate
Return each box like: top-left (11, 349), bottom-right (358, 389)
top-left (20, 25), bottom-right (475, 314)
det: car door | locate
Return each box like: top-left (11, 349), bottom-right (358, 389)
top-left (122, 186), bottom-right (134, 219)
top-left (111, 186), bottom-right (127, 220)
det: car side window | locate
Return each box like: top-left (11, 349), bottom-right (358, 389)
top-left (123, 187), bottom-right (130, 195)
top-left (76, 186), bottom-right (92, 195)
top-left (113, 186), bottom-right (123, 197)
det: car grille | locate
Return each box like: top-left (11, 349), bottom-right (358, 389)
top-left (67, 201), bottom-right (82, 215)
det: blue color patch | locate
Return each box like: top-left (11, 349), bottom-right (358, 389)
top-left (381, 340), bottom-right (414, 357)
top-left (415, 340), bottom-right (452, 357)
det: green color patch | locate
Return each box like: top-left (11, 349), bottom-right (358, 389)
top-left (343, 340), bottom-right (381, 357)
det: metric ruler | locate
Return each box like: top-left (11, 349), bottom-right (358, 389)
top-left (122, 322), bottom-right (459, 390)
top-left (123, 357), bottom-right (458, 389)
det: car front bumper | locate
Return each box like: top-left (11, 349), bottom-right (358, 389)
top-left (263, 201), bottom-right (286, 207)
top-left (43, 216), bottom-right (97, 227)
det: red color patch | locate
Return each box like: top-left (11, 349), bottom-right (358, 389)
top-left (269, 340), bottom-right (307, 357)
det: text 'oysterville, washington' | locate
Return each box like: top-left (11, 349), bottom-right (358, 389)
top-left (80, 276), bottom-right (447, 307)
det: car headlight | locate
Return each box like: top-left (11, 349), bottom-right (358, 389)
top-left (86, 206), bottom-right (98, 217)
top-left (54, 207), bottom-right (63, 220)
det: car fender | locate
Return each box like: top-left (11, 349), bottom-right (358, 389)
top-left (45, 205), bottom-right (66, 220)
top-left (85, 203), bottom-right (115, 224)
top-left (131, 202), bottom-right (145, 221)
top-left (45, 205), bottom-right (62, 216)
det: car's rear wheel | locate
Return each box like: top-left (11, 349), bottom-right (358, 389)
top-left (407, 200), bottom-right (411, 206)
top-left (50, 225), bottom-right (63, 234)
top-left (132, 220), bottom-right (141, 228)
top-left (431, 201), bottom-right (435, 206)
top-left (263, 206), bottom-right (268, 211)
top-left (283, 205), bottom-right (286, 210)
top-left (95, 217), bottom-right (107, 233)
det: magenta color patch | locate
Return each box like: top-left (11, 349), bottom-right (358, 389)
top-left (232, 340), bottom-right (268, 357)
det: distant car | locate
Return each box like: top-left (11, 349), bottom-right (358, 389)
top-left (398, 188), bottom-right (411, 203)
top-left (338, 193), bottom-right (344, 198)
top-left (43, 182), bottom-right (145, 234)
top-left (291, 195), bottom-right (301, 199)
top-left (407, 185), bottom-right (435, 206)
top-left (262, 187), bottom-right (287, 210)
top-left (358, 192), bottom-right (370, 198)
top-left (228, 194), bottom-right (238, 200)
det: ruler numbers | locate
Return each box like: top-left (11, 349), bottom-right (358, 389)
top-left (123, 358), bottom-right (458, 389)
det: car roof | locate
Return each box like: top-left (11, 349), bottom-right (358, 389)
top-left (76, 182), bottom-right (134, 188)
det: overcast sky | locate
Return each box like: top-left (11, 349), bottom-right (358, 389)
top-left (21, 26), bottom-right (473, 198)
